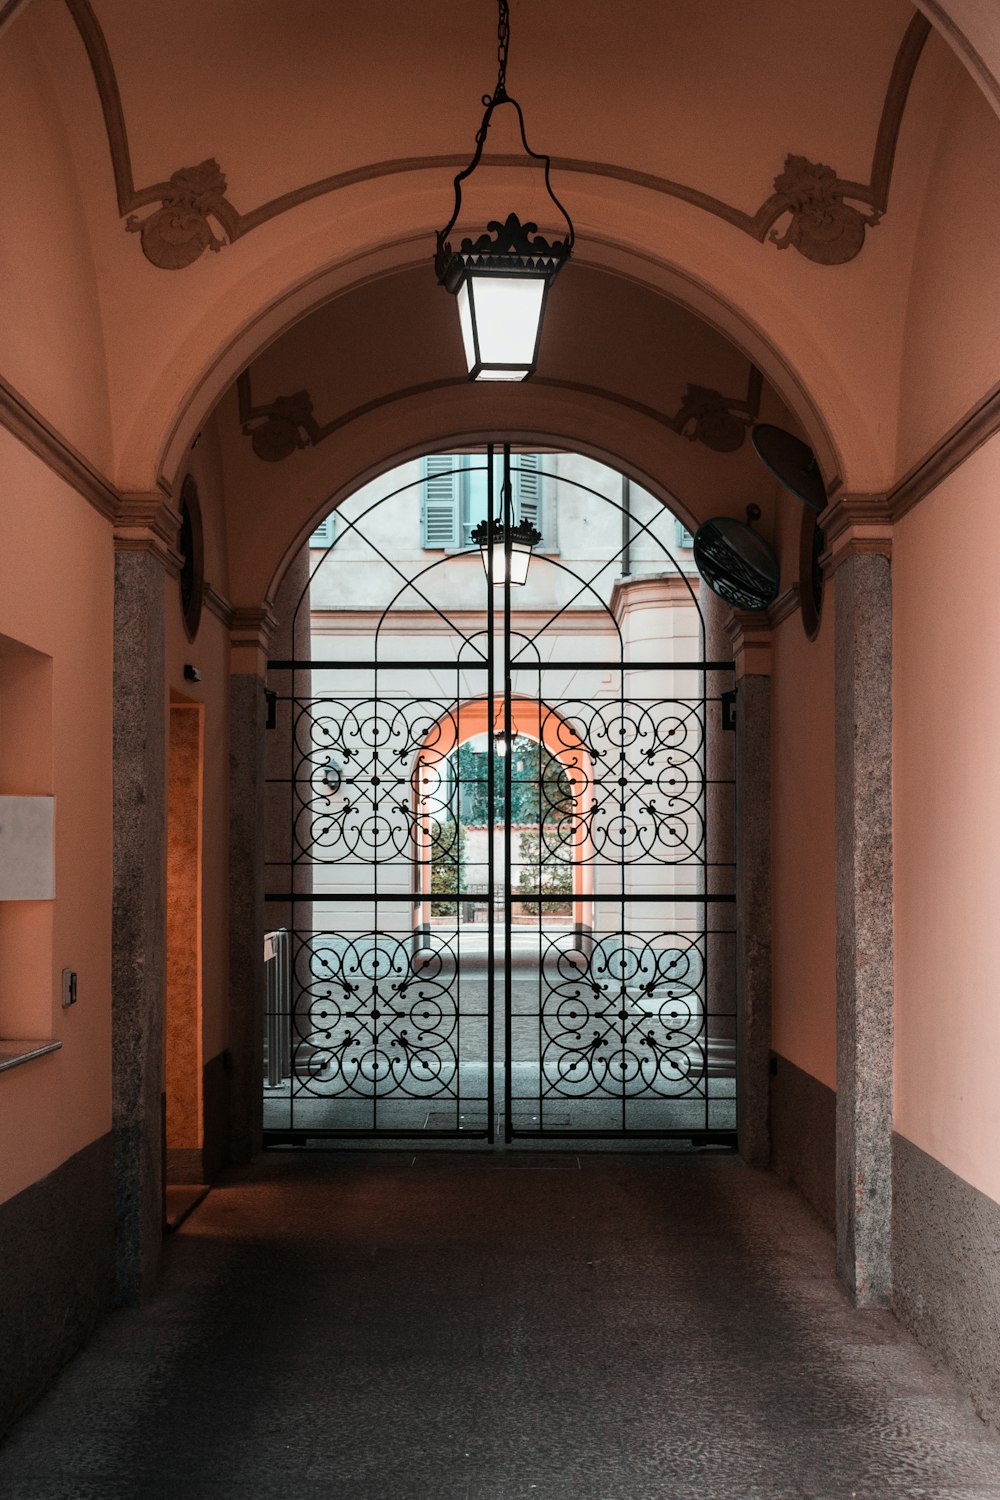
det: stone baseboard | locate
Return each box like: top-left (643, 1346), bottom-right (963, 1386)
top-left (0, 1133), bottom-right (114, 1434)
top-left (893, 1132), bottom-right (1000, 1430)
top-left (769, 1054), bottom-right (836, 1230)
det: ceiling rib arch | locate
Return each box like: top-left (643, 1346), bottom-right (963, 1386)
top-left (239, 363), bottom-right (818, 618)
top-left (150, 230), bottom-right (852, 514)
top-left (65, 0), bottom-right (928, 274)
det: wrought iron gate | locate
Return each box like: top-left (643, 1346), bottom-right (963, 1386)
top-left (263, 447), bottom-right (736, 1145)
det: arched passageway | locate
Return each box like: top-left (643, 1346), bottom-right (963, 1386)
top-left (6, 0), bottom-right (1000, 1454)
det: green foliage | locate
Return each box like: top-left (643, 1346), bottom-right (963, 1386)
top-left (517, 826), bottom-right (573, 916)
top-left (456, 736), bottom-right (573, 826)
top-left (429, 818), bottom-right (466, 916)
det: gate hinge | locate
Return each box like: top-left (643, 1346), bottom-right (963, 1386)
top-left (265, 688), bottom-right (277, 730)
top-left (721, 689), bottom-right (736, 732)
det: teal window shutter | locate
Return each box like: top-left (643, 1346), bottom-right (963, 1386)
top-left (422, 455), bottom-right (460, 548)
top-left (514, 453), bottom-right (544, 543)
top-left (462, 457), bottom-right (491, 544)
top-left (309, 514), bottom-right (335, 547)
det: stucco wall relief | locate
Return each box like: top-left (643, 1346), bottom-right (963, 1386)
top-left (768, 157), bottom-right (880, 267)
top-left (237, 376), bottom-right (336, 464)
top-left (125, 159), bottom-right (231, 272)
top-left (62, 0), bottom-right (928, 273)
top-left (667, 367), bottom-right (763, 453)
top-left (237, 366), bottom-right (765, 464)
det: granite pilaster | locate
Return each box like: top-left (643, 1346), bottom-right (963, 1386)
top-left (726, 610), bottom-right (772, 1167)
top-left (834, 548), bottom-right (893, 1305)
top-left (229, 672), bottom-right (267, 1162)
top-left (702, 588), bottom-right (736, 1047)
top-left (112, 548), bottom-right (167, 1303)
top-left (734, 671), bottom-right (772, 1165)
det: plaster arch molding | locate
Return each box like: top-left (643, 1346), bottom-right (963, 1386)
top-left (142, 199), bottom-right (875, 558)
top-left (916, 0), bottom-right (1000, 115)
top-left (8, 0), bottom-right (994, 503)
top-left (143, 187), bottom-right (869, 520)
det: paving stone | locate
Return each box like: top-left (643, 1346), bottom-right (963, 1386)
top-left (0, 1152), bottom-right (999, 1498)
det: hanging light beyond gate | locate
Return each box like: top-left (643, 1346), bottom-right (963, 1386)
top-left (474, 514), bottom-right (541, 585)
top-left (434, 0), bottom-right (574, 381)
top-left (472, 444), bottom-right (541, 585)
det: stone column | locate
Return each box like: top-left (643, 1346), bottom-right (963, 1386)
top-left (229, 608), bottom-right (274, 1163)
top-left (112, 497), bottom-right (179, 1303)
top-left (726, 611), bottom-right (772, 1166)
top-left (265, 550), bottom-right (313, 1038)
top-left (826, 496), bottom-right (894, 1306)
top-left (702, 586), bottom-right (737, 1051)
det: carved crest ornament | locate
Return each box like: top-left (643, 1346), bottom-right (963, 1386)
top-left (125, 159), bottom-right (231, 271)
top-left (125, 150), bottom-right (883, 271)
top-left (60, 0), bottom-right (926, 274)
top-left (768, 156), bottom-right (879, 266)
top-left (237, 365), bottom-right (764, 463)
top-left (666, 368), bottom-right (763, 454)
top-left (237, 375), bottom-right (337, 463)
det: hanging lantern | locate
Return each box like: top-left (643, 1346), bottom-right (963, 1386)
top-left (434, 0), bottom-right (574, 381)
top-left (492, 699), bottom-right (519, 757)
top-left (472, 515), bottom-right (541, 586)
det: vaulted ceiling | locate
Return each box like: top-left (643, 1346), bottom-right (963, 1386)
top-left (2, 0), bottom-right (997, 601)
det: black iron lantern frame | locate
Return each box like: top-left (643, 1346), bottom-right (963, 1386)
top-left (434, 0), bottom-right (574, 382)
top-left (472, 514), bottom-right (542, 585)
top-left (471, 442), bottom-right (542, 586)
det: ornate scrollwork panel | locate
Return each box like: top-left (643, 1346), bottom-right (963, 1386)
top-left (291, 932), bottom-right (459, 1099)
top-left (290, 695), bottom-right (455, 865)
top-left (538, 698), bottom-right (706, 867)
top-left (539, 933), bottom-right (707, 1099)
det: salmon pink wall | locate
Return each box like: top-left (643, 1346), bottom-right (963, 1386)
top-left (0, 19), bottom-right (111, 471)
top-left (769, 589), bottom-right (837, 1089)
top-left (0, 432), bottom-right (113, 1207)
top-left (898, 59), bottom-right (1000, 475)
top-left (893, 433), bottom-right (1000, 1205)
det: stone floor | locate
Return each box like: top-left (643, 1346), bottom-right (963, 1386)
top-left (2, 1152), bottom-right (1000, 1499)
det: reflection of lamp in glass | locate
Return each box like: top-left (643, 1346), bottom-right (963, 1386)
top-left (434, 1), bottom-right (573, 381)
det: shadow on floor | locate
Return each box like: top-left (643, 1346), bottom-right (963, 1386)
top-left (2, 1152), bottom-right (999, 1499)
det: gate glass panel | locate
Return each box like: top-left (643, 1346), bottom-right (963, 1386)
top-left (263, 449), bottom-right (735, 1145)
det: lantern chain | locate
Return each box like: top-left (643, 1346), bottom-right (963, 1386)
top-left (493, 0), bottom-right (510, 103)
